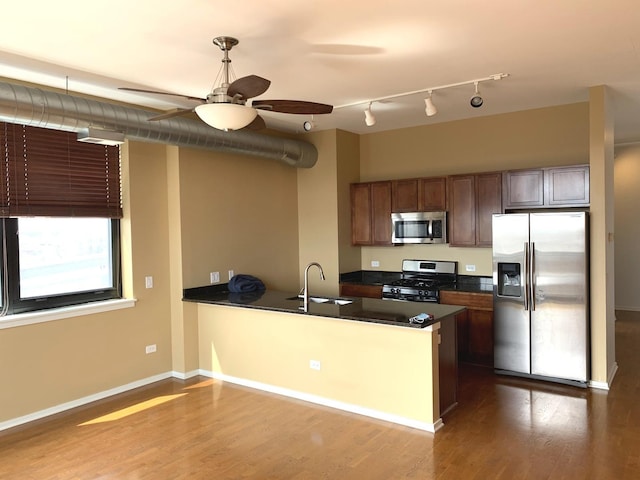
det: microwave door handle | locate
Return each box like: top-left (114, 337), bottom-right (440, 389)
top-left (428, 220), bottom-right (433, 239)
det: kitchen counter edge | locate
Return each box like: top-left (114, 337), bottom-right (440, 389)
top-left (183, 285), bottom-right (465, 330)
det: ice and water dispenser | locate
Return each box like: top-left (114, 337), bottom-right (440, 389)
top-left (497, 263), bottom-right (522, 297)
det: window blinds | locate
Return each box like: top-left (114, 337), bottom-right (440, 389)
top-left (0, 122), bottom-right (122, 218)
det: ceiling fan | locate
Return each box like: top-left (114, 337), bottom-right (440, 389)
top-left (120, 36), bottom-right (333, 131)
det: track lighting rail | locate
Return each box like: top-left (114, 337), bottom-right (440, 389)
top-left (333, 73), bottom-right (509, 110)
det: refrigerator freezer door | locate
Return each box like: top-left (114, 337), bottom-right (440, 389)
top-left (529, 212), bottom-right (589, 382)
top-left (492, 214), bottom-right (531, 374)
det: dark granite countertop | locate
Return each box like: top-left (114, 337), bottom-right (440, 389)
top-left (339, 270), bottom-right (493, 294)
top-left (183, 284), bottom-right (465, 330)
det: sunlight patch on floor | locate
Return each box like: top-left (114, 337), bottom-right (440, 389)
top-left (183, 379), bottom-right (215, 390)
top-left (77, 393), bottom-right (188, 426)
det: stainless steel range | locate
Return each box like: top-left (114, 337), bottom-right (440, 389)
top-left (382, 259), bottom-right (457, 302)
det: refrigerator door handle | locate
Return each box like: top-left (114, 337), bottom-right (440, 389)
top-left (530, 242), bottom-right (536, 311)
top-left (524, 242), bottom-right (530, 311)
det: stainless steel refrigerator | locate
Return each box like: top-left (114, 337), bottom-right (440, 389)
top-left (492, 212), bottom-right (589, 386)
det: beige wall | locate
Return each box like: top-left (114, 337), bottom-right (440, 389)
top-left (614, 146), bottom-right (640, 311)
top-left (0, 140), bottom-right (174, 423)
top-left (178, 147), bottom-right (300, 291)
top-left (357, 103), bottom-right (590, 276)
top-left (0, 137), bottom-right (305, 423)
top-left (197, 303), bottom-right (439, 428)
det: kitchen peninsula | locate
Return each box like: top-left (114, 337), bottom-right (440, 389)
top-left (184, 286), bottom-right (464, 432)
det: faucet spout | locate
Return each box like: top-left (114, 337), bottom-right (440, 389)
top-left (303, 262), bottom-right (325, 312)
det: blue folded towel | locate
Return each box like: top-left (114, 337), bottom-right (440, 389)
top-left (228, 274), bottom-right (266, 293)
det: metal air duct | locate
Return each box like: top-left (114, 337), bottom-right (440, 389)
top-left (0, 80), bottom-right (318, 168)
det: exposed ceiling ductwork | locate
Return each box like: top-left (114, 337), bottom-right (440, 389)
top-left (0, 80), bottom-right (318, 168)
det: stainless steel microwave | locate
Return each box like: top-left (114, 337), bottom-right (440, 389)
top-left (391, 211), bottom-right (448, 244)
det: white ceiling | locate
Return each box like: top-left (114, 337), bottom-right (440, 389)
top-left (1, 0), bottom-right (640, 142)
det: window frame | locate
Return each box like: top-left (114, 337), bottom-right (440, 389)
top-left (1, 217), bottom-right (122, 315)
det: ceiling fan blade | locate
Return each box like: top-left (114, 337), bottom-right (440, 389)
top-left (252, 100), bottom-right (333, 115)
top-left (119, 87), bottom-right (206, 103)
top-left (228, 75), bottom-right (271, 100)
top-left (243, 114), bottom-right (267, 131)
top-left (147, 108), bottom-right (194, 121)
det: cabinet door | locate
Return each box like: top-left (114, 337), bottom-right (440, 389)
top-left (370, 181), bottom-right (392, 245)
top-left (467, 309), bottom-right (494, 367)
top-left (351, 183), bottom-right (373, 245)
top-left (419, 177), bottom-right (447, 211)
top-left (454, 310), bottom-right (470, 363)
top-left (448, 175), bottom-right (476, 247)
top-left (476, 173), bottom-right (502, 247)
top-left (503, 169), bottom-right (544, 209)
top-left (545, 165), bottom-right (590, 206)
top-left (391, 179), bottom-right (419, 212)
top-left (439, 316), bottom-right (458, 416)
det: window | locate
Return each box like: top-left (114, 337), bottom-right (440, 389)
top-left (1, 122), bottom-right (122, 316)
top-left (1, 217), bottom-right (121, 315)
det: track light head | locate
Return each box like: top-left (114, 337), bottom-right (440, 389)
top-left (303, 120), bottom-right (315, 131)
top-left (424, 91), bottom-right (437, 117)
top-left (364, 102), bottom-right (376, 126)
top-left (470, 81), bottom-right (483, 108)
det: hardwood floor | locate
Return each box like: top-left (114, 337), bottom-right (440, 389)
top-left (1, 311), bottom-right (639, 479)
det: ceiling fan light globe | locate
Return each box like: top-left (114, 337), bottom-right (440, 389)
top-left (195, 103), bottom-right (258, 130)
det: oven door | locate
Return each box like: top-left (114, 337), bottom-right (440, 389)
top-left (391, 212), bottom-right (447, 244)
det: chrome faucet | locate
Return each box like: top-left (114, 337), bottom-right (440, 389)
top-left (302, 262), bottom-right (325, 312)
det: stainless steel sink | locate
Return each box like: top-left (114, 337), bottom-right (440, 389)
top-left (286, 295), bottom-right (353, 305)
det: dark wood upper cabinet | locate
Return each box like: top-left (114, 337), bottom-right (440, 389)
top-left (350, 181), bottom-right (392, 246)
top-left (476, 173), bottom-right (503, 247)
top-left (391, 177), bottom-right (447, 212)
top-left (419, 177), bottom-right (447, 211)
top-left (351, 183), bottom-right (373, 245)
top-left (502, 169), bottom-right (544, 208)
top-left (503, 165), bottom-right (589, 210)
top-left (391, 179), bottom-right (419, 212)
top-left (449, 172), bottom-right (502, 247)
top-left (546, 165), bottom-right (590, 206)
top-left (448, 175), bottom-right (477, 247)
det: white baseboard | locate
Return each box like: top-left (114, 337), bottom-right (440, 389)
top-left (2, 369), bottom-right (441, 434)
top-left (589, 361), bottom-right (618, 390)
top-left (0, 371), bottom-right (174, 432)
top-left (171, 369), bottom-right (200, 380)
top-left (198, 369), bottom-right (439, 434)
top-left (615, 305), bottom-right (640, 312)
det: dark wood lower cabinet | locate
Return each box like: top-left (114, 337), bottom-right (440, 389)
top-left (439, 315), bottom-right (458, 416)
top-left (440, 291), bottom-right (494, 368)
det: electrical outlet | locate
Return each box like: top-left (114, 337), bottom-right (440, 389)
top-left (145, 344), bottom-right (157, 354)
top-left (309, 359), bottom-right (321, 371)
top-left (145, 276), bottom-right (153, 289)
top-left (228, 270), bottom-right (234, 280)
top-left (465, 264), bottom-right (476, 272)
top-left (210, 272), bottom-right (220, 284)
top-left (371, 260), bottom-right (380, 268)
